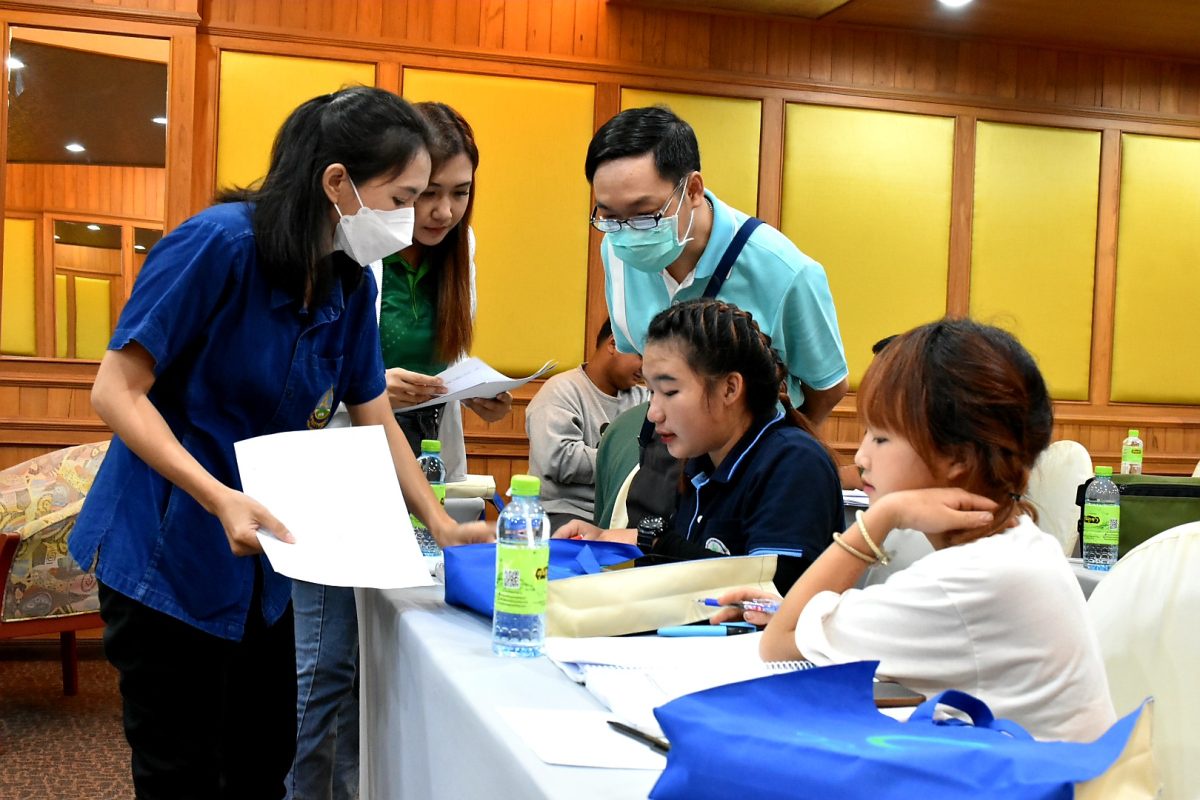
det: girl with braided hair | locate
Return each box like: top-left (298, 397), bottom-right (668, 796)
top-left (718, 318), bottom-right (1116, 742)
top-left (555, 297), bottom-right (843, 593)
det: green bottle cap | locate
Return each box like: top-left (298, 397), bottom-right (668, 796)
top-left (1096, 466), bottom-right (1113, 477)
top-left (509, 474), bottom-right (541, 497)
top-left (1128, 429), bottom-right (1139, 438)
top-left (420, 439), bottom-right (441, 453)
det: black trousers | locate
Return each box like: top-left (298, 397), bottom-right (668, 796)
top-left (99, 579), bottom-right (297, 800)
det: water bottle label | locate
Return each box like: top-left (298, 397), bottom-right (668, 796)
top-left (1082, 503), bottom-right (1120, 547)
top-left (1121, 445), bottom-right (1143, 465)
top-left (494, 545), bottom-right (549, 615)
top-left (432, 483), bottom-right (446, 504)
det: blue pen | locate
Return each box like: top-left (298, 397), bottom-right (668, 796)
top-left (657, 623), bottom-right (757, 637)
top-left (697, 598), bottom-right (781, 614)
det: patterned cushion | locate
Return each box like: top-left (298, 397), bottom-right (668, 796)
top-left (3, 500), bottom-right (98, 621)
top-left (0, 442), bottom-right (109, 624)
top-left (0, 442), bottom-right (109, 536)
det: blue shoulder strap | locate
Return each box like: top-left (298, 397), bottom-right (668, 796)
top-left (702, 216), bottom-right (763, 299)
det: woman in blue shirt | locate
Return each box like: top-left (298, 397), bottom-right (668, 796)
top-left (69, 87), bottom-right (490, 800)
top-left (557, 298), bottom-right (843, 593)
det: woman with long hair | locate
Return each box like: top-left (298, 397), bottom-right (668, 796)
top-left (69, 87), bottom-right (491, 798)
top-left (288, 101), bottom-right (510, 800)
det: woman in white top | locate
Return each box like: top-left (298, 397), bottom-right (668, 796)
top-left (719, 318), bottom-right (1116, 742)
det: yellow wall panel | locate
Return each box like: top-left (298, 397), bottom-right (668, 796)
top-left (1112, 134), bottom-right (1200, 404)
top-left (403, 69), bottom-right (594, 374)
top-left (217, 52), bottom-right (376, 190)
top-left (54, 274), bottom-right (68, 358)
top-left (1, 218), bottom-right (37, 356)
top-left (970, 122), bottom-right (1100, 401)
top-left (620, 89), bottom-right (761, 215)
top-left (74, 276), bottom-right (111, 361)
top-left (781, 105), bottom-right (954, 387)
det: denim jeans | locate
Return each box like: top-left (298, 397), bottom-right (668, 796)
top-left (287, 581), bottom-right (359, 800)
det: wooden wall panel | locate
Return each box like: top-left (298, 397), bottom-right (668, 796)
top-left (5, 164), bottom-right (166, 221)
top-left (202, 1), bottom-right (1200, 122)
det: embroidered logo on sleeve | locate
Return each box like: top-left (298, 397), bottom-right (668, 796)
top-left (704, 537), bottom-right (731, 555)
top-left (307, 386), bottom-right (335, 429)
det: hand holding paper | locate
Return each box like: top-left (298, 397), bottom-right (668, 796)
top-left (211, 487), bottom-right (294, 556)
top-left (234, 426), bottom-right (434, 590)
top-left (401, 357), bottom-right (556, 412)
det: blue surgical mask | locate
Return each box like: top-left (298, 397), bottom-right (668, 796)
top-left (606, 189), bottom-right (697, 274)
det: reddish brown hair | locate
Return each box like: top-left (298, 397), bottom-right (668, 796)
top-left (414, 101), bottom-right (477, 362)
top-left (858, 318), bottom-right (1053, 545)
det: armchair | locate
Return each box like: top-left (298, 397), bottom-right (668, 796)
top-left (0, 441), bottom-right (110, 695)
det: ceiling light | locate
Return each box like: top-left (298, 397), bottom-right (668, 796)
top-left (86, 224), bottom-right (101, 231)
top-left (134, 244), bottom-right (146, 251)
top-left (6, 56), bottom-right (24, 70)
top-left (152, 116), bottom-right (167, 125)
top-left (938, 0), bottom-right (973, 6)
top-left (65, 143), bottom-right (85, 153)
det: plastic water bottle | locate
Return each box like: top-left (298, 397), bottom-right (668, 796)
top-left (1120, 429), bottom-right (1144, 475)
top-left (412, 440), bottom-right (446, 558)
top-left (1083, 466), bottom-right (1120, 572)
top-left (492, 474), bottom-right (550, 657)
top-left (417, 439), bottom-right (446, 502)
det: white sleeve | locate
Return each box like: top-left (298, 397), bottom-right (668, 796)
top-left (794, 569), bottom-right (976, 689)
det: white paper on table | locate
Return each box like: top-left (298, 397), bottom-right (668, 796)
top-left (234, 425), bottom-right (433, 590)
top-left (497, 707), bottom-right (667, 770)
top-left (401, 357), bottom-right (556, 411)
top-left (842, 489), bottom-right (870, 508)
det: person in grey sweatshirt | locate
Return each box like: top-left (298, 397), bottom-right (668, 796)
top-left (526, 319), bottom-right (649, 531)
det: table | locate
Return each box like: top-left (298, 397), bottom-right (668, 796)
top-left (357, 585), bottom-right (660, 800)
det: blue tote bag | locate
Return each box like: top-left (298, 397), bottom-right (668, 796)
top-left (443, 539), bottom-right (641, 618)
top-left (651, 661), bottom-right (1149, 800)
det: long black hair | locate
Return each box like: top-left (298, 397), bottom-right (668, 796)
top-left (218, 86), bottom-right (432, 305)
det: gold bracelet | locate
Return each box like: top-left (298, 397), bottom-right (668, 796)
top-left (831, 531), bottom-right (876, 564)
top-left (855, 510), bottom-right (891, 566)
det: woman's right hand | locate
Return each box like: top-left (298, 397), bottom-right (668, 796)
top-left (386, 368), bottom-right (447, 408)
top-left (869, 488), bottom-right (999, 537)
top-left (709, 586), bottom-right (784, 626)
top-left (212, 488), bottom-right (293, 556)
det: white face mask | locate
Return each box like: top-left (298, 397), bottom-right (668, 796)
top-left (332, 179), bottom-right (415, 266)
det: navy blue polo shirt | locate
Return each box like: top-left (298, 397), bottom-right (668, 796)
top-left (674, 411), bottom-right (842, 560)
top-left (70, 202), bottom-right (386, 640)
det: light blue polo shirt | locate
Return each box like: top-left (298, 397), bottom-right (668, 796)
top-left (602, 190), bottom-right (847, 407)
top-left (70, 202), bottom-right (386, 640)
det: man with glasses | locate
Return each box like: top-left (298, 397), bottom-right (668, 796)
top-left (585, 105), bottom-right (848, 423)
top-left (583, 105), bottom-right (849, 530)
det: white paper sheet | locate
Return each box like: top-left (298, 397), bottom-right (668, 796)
top-left (401, 357), bottom-right (556, 411)
top-left (234, 425), bottom-right (434, 590)
top-left (497, 707), bottom-right (667, 770)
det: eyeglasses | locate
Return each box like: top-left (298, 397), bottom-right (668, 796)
top-left (589, 175), bottom-right (689, 233)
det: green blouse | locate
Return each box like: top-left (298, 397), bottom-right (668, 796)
top-left (379, 252), bottom-right (447, 377)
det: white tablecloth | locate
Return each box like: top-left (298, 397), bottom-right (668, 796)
top-left (1069, 558), bottom-right (1107, 599)
top-left (357, 586), bottom-right (660, 800)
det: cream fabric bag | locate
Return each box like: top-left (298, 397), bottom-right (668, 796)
top-left (546, 554), bottom-right (777, 637)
